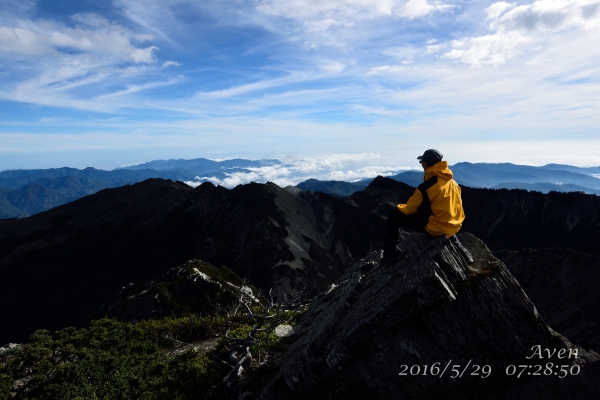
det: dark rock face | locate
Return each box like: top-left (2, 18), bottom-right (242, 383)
top-left (0, 178), bottom-right (193, 343)
top-left (460, 187), bottom-right (600, 256)
top-left (0, 179), bottom-right (384, 343)
top-left (259, 234), bottom-right (600, 399)
top-left (161, 182), bottom-right (384, 301)
top-left (497, 248), bottom-right (600, 352)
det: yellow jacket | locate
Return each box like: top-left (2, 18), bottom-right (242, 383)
top-left (397, 161), bottom-right (465, 237)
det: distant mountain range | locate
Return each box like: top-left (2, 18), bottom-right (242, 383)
top-left (0, 159), bottom-right (281, 218)
top-left (0, 158), bottom-right (598, 218)
top-left (298, 162), bottom-right (600, 197)
top-left (117, 157), bottom-right (280, 172)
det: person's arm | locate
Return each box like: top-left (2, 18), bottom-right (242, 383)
top-left (397, 188), bottom-right (423, 215)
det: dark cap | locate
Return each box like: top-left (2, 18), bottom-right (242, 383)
top-left (417, 149), bottom-right (443, 164)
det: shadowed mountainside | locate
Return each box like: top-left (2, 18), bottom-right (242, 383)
top-left (2, 176), bottom-right (600, 347)
top-left (496, 248), bottom-right (600, 352)
top-left (0, 179), bottom-right (384, 344)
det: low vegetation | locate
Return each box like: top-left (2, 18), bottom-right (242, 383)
top-left (0, 305), bottom-right (304, 399)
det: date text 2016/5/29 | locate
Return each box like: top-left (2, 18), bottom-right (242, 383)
top-left (398, 360), bottom-right (491, 379)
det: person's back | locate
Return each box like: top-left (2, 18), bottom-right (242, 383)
top-left (383, 149), bottom-right (465, 259)
top-left (413, 160), bottom-right (464, 237)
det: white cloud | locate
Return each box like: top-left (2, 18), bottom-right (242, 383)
top-left (485, 2), bottom-right (515, 19)
top-left (320, 61), bottom-right (346, 73)
top-left (0, 9), bottom-right (183, 111)
top-left (443, 32), bottom-right (531, 66)
top-left (426, 43), bottom-right (447, 53)
top-left (1, 0), bottom-right (599, 172)
top-left (0, 13), bottom-right (157, 63)
top-left (161, 60), bottom-right (181, 69)
top-left (366, 65), bottom-right (406, 75)
top-left (399, 0), bottom-right (454, 19)
top-left (95, 77), bottom-right (183, 99)
top-left (255, 0), bottom-right (452, 22)
top-left (444, 0), bottom-right (600, 66)
top-left (183, 152), bottom-right (417, 188)
top-left (491, 0), bottom-right (600, 32)
top-left (255, 0), bottom-right (396, 20)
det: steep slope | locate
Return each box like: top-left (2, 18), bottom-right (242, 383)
top-left (0, 179), bottom-right (383, 344)
top-left (147, 182), bottom-right (383, 300)
top-left (0, 179), bottom-right (193, 343)
top-left (496, 248), bottom-right (600, 352)
top-left (0, 189), bottom-right (26, 219)
top-left (259, 233), bottom-right (600, 399)
top-left (460, 186), bottom-right (600, 255)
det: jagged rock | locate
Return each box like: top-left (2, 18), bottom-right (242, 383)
top-left (100, 260), bottom-right (246, 322)
top-left (258, 233), bottom-right (600, 399)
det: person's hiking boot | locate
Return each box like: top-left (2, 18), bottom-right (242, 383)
top-left (382, 247), bottom-right (404, 264)
top-left (398, 228), bottom-right (413, 241)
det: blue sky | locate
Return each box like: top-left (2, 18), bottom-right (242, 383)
top-left (1, 0), bottom-right (599, 173)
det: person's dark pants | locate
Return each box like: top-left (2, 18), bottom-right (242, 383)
top-left (383, 208), bottom-right (428, 251)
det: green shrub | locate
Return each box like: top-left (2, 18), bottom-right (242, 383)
top-left (1, 318), bottom-right (223, 400)
top-left (0, 370), bottom-right (13, 400)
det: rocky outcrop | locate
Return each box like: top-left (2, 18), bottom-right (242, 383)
top-left (497, 247), bottom-right (600, 352)
top-left (259, 233), bottom-right (600, 399)
top-left (99, 260), bottom-right (247, 322)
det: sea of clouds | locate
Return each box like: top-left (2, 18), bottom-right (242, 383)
top-left (183, 152), bottom-right (419, 188)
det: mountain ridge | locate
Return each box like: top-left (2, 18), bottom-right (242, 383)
top-left (2, 160), bottom-right (600, 219)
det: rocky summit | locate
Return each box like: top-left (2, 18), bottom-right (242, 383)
top-left (258, 233), bottom-right (600, 399)
top-left (100, 260), bottom-right (248, 322)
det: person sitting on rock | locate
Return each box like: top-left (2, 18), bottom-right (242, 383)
top-left (383, 149), bottom-right (465, 260)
